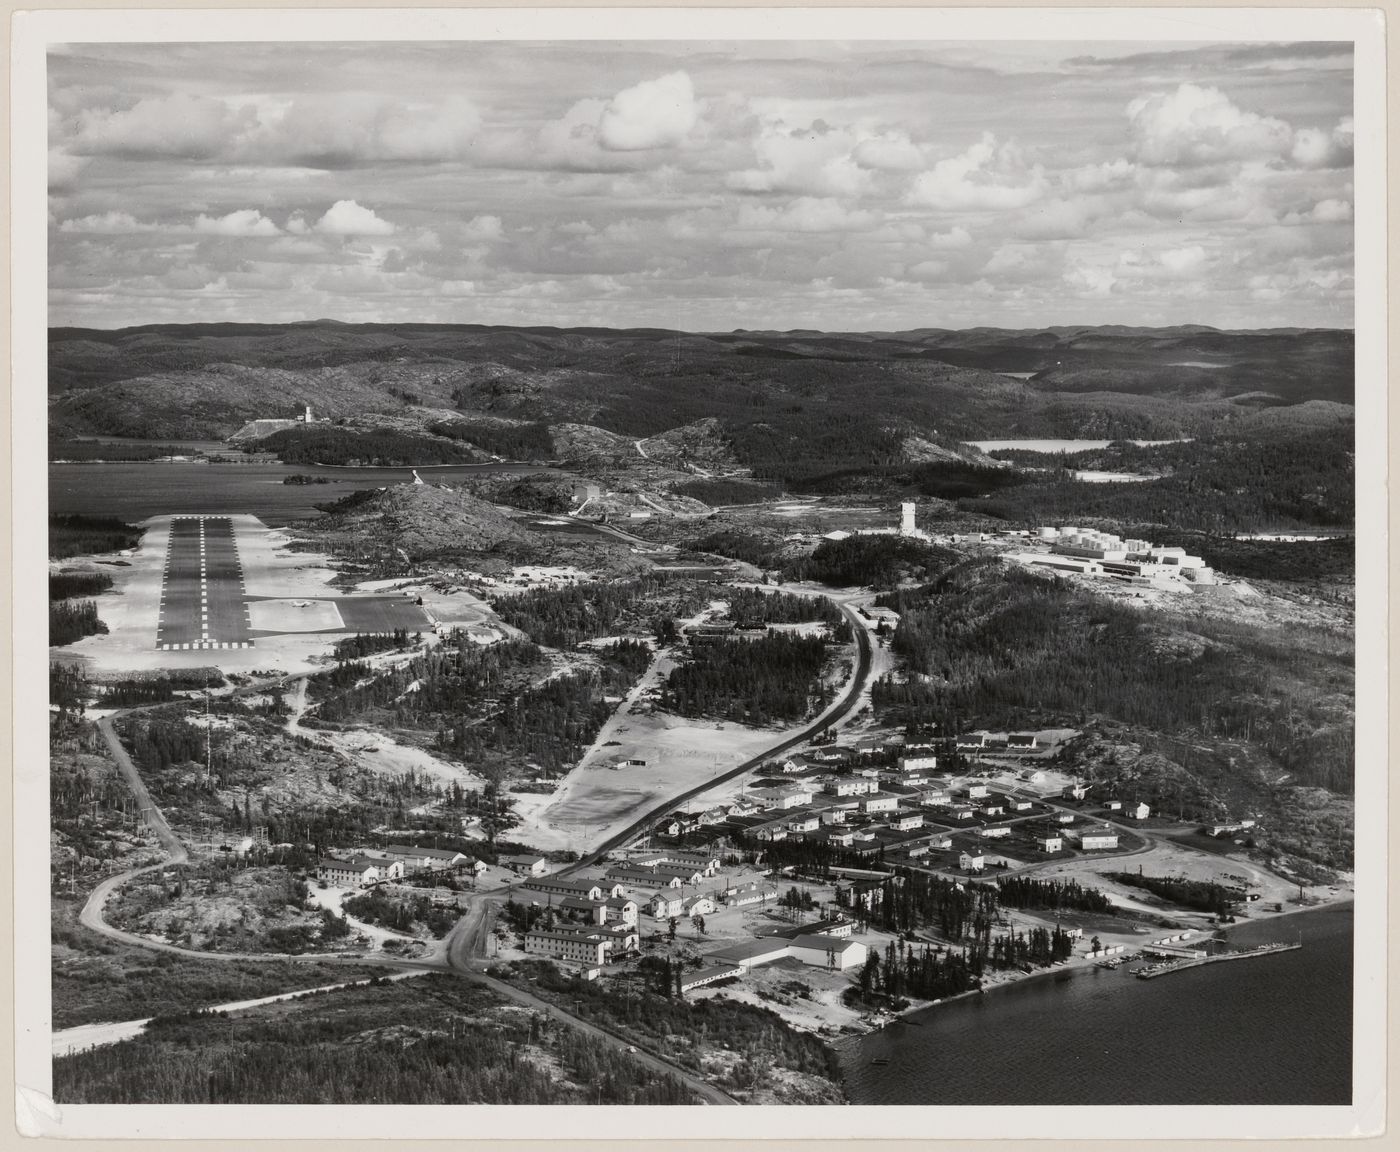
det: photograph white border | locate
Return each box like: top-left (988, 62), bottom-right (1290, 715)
top-left (11, 5), bottom-right (1387, 1141)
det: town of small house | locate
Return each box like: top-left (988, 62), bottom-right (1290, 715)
top-left (650, 729), bottom-right (1154, 874)
top-left (484, 729), bottom-right (1209, 1002)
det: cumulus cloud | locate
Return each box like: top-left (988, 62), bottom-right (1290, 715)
top-left (260, 94), bottom-right (482, 166)
top-left (906, 133), bottom-right (1047, 210)
top-left (1063, 262), bottom-right (1117, 296)
top-left (1126, 83), bottom-right (1293, 166)
top-left (852, 130), bottom-right (925, 172)
top-left (461, 214), bottom-right (505, 241)
top-left (1157, 244), bottom-right (1208, 274)
top-left (58, 211), bottom-right (158, 234)
top-left (1291, 117), bottom-right (1354, 168)
top-left (728, 117), bottom-right (876, 198)
top-left (598, 72), bottom-right (698, 151)
top-left (735, 197), bottom-right (877, 233)
top-left (313, 200), bottom-right (397, 236)
top-left (70, 92), bottom-right (255, 159)
top-left (194, 209), bottom-right (281, 237)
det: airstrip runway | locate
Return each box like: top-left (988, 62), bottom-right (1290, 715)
top-left (156, 516), bottom-right (254, 651)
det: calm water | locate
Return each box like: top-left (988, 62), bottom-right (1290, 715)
top-left (48, 461), bottom-right (567, 527)
top-left (967, 438), bottom-right (1190, 453)
top-left (841, 905), bottom-right (1352, 1105)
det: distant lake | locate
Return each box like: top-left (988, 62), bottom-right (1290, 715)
top-left (968, 438), bottom-right (1190, 453)
top-left (49, 460), bottom-right (568, 527)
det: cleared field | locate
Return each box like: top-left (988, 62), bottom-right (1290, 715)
top-left (247, 600), bottom-right (346, 632)
top-left (334, 596), bottom-right (432, 632)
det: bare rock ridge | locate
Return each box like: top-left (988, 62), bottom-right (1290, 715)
top-left (314, 483), bottom-right (529, 560)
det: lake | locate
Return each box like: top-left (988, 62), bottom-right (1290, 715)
top-left (49, 461), bottom-right (568, 527)
top-left (966, 438), bottom-right (1191, 453)
top-left (839, 903), bottom-right (1352, 1105)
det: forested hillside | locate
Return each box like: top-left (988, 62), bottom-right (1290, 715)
top-left (871, 559), bottom-right (1353, 867)
top-left (50, 322), bottom-right (1352, 491)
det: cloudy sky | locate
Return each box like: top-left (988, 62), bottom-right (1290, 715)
top-left (48, 40), bottom-right (1354, 331)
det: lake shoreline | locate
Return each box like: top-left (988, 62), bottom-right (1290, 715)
top-left (836, 901), bottom-right (1353, 1105)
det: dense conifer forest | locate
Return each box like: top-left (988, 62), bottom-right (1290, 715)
top-left (250, 426), bottom-right (482, 466)
top-left (491, 579), bottom-right (703, 648)
top-left (50, 571), bottom-right (114, 600)
top-left (786, 536), bottom-right (961, 589)
top-left (49, 513), bottom-right (143, 560)
top-left (972, 423), bottom-right (1353, 533)
top-left (724, 587), bottom-right (843, 627)
top-left (50, 600), bottom-right (107, 646)
top-left (53, 977), bottom-right (696, 1104)
top-left (661, 633), bottom-right (835, 724)
top-left (872, 559), bottom-right (1353, 795)
top-left (428, 418), bottom-right (555, 459)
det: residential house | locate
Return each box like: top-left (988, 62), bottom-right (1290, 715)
top-left (963, 783), bottom-right (990, 800)
top-left (1006, 733), bottom-right (1038, 750)
top-left (643, 891), bottom-right (684, 920)
top-left (316, 856), bottom-right (380, 887)
top-left (978, 825), bottom-right (1011, 839)
top-left (1010, 799), bottom-right (1033, 812)
top-left (898, 754), bottom-right (939, 772)
top-left (500, 854), bottom-right (549, 877)
top-left (825, 777), bottom-right (874, 797)
top-left (1129, 802), bottom-right (1151, 820)
top-left (861, 793), bottom-right (899, 815)
top-left (750, 787), bottom-right (809, 810)
top-left (958, 852), bottom-right (985, 872)
top-left (523, 928), bottom-right (607, 966)
top-left (1104, 799), bottom-right (1123, 812)
top-left (1037, 835), bottom-right (1063, 853)
top-left (725, 885), bottom-right (778, 909)
top-left (682, 894), bottom-right (715, 916)
top-left (663, 851), bottom-right (721, 875)
top-left (787, 813), bottom-right (821, 834)
top-left (891, 811), bottom-right (924, 832)
top-left (526, 877), bottom-right (625, 901)
top-left (1077, 829), bottom-right (1120, 851)
top-left (386, 846), bottom-right (468, 873)
top-left (345, 851), bottom-right (406, 880)
top-left (604, 897), bottom-right (639, 926)
top-left (957, 732), bottom-right (989, 751)
top-left (1062, 784), bottom-right (1089, 801)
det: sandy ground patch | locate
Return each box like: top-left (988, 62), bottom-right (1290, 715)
top-left (1027, 838), bottom-right (1351, 929)
top-left (306, 884), bottom-right (418, 951)
top-left (248, 599), bottom-right (346, 632)
top-left (323, 728), bottom-right (486, 790)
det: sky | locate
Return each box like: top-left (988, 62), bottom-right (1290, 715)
top-left (47, 40), bottom-right (1354, 331)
